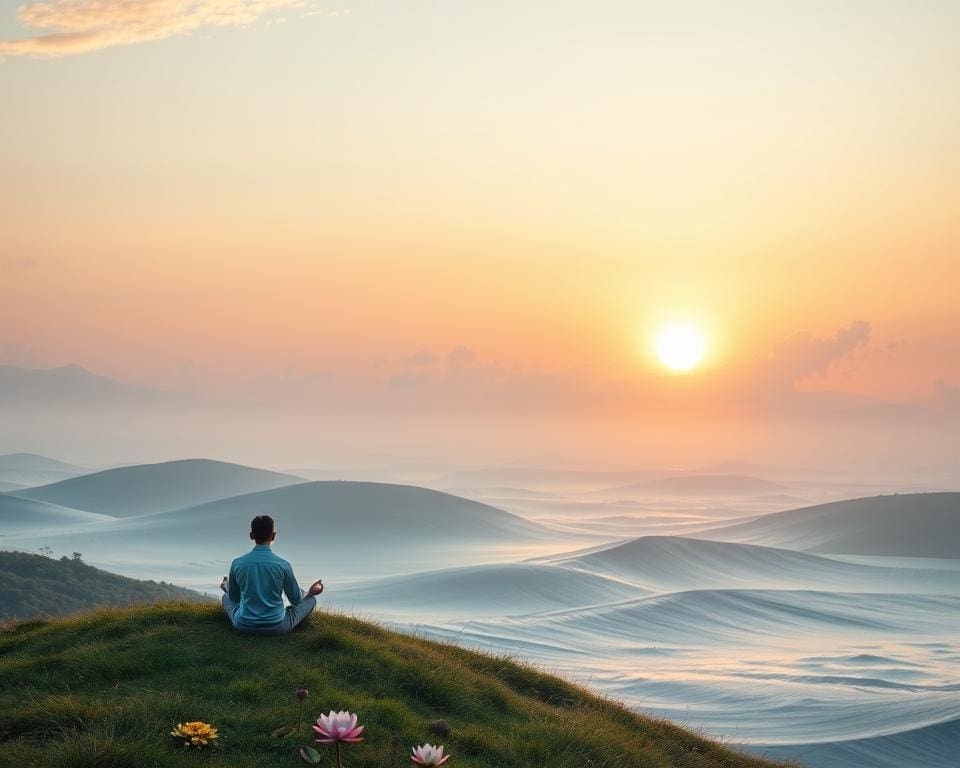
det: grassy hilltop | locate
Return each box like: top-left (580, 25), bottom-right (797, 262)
top-left (0, 602), bottom-right (793, 768)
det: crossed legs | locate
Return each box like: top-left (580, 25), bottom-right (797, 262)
top-left (220, 579), bottom-right (316, 635)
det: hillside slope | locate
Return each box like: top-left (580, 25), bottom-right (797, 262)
top-left (698, 492), bottom-right (960, 557)
top-left (151, 481), bottom-right (552, 540)
top-left (14, 459), bottom-right (306, 516)
top-left (0, 552), bottom-right (205, 620)
top-left (0, 602), bottom-right (791, 768)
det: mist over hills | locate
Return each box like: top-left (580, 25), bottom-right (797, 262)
top-left (5, 480), bottom-right (570, 583)
top-left (0, 453), bottom-right (86, 473)
top-left (0, 364), bottom-right (172, 406)
top-left (447, 486), bottom-right (565, 502)
top-left (439, 465), bottom-right (658, 490)
top-left (14, 459), bottom-right (306, 517)
top-left (698, 493), bottom-right (960, 557)
top-left (542, 536), bottom-right (960, 593)
top-left (144, 481), bottom-right (554, 541)
top-left (330, 536), bottom-right (959, 622)
top-left (749, 717), bottom-right (960, 768)
top-left (3, 451), bottom-right (957, 768)
top-left (465, 589), bottom-right (960, 646)
top-left (596, 474), bottom-right (790, 498)
top-left (0, 494), bottom-right (113, 533)
top-left (0, 452), bottom-right (90, 488)
top-left (334, 562), bottom-right (648, 619)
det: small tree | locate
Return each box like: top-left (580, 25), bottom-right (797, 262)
top-left (38, 546), bottom-right (53, 558)
top-left (72, 552), bottom-right (83, 562)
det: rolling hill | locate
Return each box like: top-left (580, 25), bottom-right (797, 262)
top-left (454, 589), bottom-right (960, 648)
top-left (0, 452), bottom-right (90, 489)
top-left (107, 480), bottom-right (558, 556)
top-left (157, 481), bottom-right (553, 540)
top-left (540, 536), bottom-right (960, 593)
top-left (0, 494), bottom-right (113, 533)
top-left (0, 551), bottom-right (205, 620)
top-left (0, 601), bottom-right (790, 768)
top-left (333, 562), bottom-right (647, 618)
top-left (697, 492), bottom-right (960, 557)
top-left (14, 459), bottom-right (306, 517)
top-left (4, 481), bottom-right (570, 582)
top-left (329, 536), bottom-right (960, 622)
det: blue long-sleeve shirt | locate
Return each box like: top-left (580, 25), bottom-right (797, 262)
top-left (227, 544), bottom-right (303, 628)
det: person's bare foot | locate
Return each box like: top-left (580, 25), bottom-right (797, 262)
top-left (220, 576), bottom-right (228, 593)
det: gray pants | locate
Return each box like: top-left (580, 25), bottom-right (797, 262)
top-left (221, 592), bottom-right (317, 636)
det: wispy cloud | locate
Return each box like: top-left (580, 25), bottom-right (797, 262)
top-left (0, 0), bottom-right (306, 58)
top-left (755, 321), bottom-right (872, 392)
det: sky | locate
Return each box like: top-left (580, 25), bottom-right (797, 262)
top-left (1, 1), bottom-right (959, 469)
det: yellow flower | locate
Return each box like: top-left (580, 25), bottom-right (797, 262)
top-left (171, 721), bottom-right (219, 749)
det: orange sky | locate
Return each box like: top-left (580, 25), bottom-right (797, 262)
top-left (2, 1), bottom-right (959, 466)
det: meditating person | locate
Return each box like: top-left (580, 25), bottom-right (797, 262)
top-left (220, 514), bottom-right (324, 635)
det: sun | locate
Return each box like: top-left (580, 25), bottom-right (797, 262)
top-left (654, 323), bottom-right (707, 372)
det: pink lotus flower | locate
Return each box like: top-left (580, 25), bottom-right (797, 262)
top-left (411, 743), bottom-right (450, 766)
top-left (313, 711), bottom-right (365, 744)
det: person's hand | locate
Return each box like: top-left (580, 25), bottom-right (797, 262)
top-left (308, 579), bottom-right (324, 596)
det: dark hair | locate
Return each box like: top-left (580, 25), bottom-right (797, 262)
top-left (250, 515), bottom-right (275, 544)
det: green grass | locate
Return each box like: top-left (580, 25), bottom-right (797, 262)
top-left (0, 551), bottom-right (206, 621)
top-left (0, 602), bottom-right (794, 768)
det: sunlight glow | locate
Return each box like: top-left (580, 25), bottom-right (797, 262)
top-left (655, 324), bottom-right (707, 372)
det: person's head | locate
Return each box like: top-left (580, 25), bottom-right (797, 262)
top-left (250, 515), bottom-right (276, 545)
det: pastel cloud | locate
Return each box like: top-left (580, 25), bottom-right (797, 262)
top-left (0, 0), bottom-right (305, 58)
top-left (712, 321), bottom-right (875, 415)
top-left (764, 321), bottom-right (872, 387)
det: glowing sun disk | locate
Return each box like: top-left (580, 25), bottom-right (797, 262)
top-left (655, 324), bottom-right (707, 372)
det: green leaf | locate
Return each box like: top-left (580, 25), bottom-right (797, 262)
top-left (299, 745), bottom-right (322, 764)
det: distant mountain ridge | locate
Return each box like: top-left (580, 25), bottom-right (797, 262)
top-left (0, 453), bottom-right (86, 473)
top-left (0, 364), bottom-right (173, 406)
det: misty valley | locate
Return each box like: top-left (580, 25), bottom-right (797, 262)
top-left (2, 453), bottom-right (957, 768)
